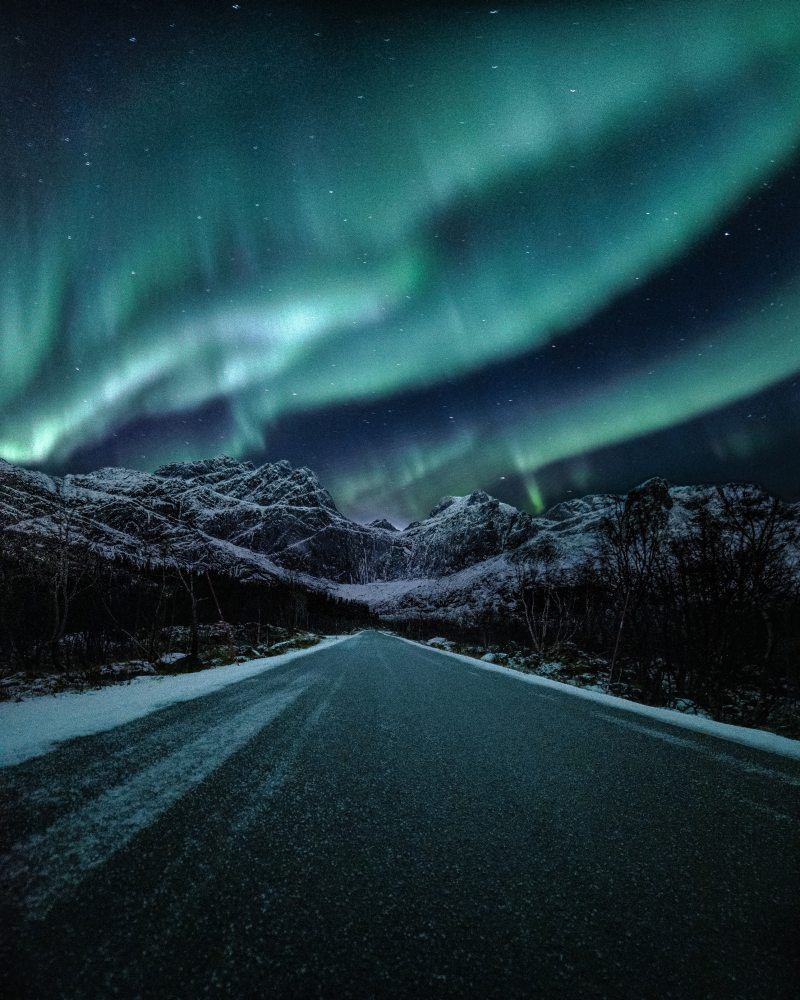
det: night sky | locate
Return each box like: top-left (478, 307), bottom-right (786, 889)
top-left (2, 0), bottom-right (799, 524)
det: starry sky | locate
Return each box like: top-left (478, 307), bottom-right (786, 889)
top-left (2, 0), bottom-right (799, 524)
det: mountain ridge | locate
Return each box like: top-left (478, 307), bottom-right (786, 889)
top-left (1, 456), bottom-right (797, 624)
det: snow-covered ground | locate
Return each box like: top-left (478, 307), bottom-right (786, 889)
top-left (335, 554), bottom-right (518, 622)
top-left (394, 635), bottom-right (800, 761)
top-left (0, 636), bottom-right (350, 768)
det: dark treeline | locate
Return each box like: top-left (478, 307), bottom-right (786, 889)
top-left (393, 480), bottom-right (800, 725)
top-left (0, 530), bottom-right (376, 675)
top-left (590, 479), bottom-right (800, 715)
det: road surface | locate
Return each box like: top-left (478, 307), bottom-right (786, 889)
top-left (1, 630), bottom-right (799, 998)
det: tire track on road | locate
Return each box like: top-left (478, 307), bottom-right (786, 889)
top-left (1, 674), bottom-right (313, 919)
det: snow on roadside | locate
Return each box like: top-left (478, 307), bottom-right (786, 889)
top-left (389, 634), bottom-right (800, 762)
top-left (0, 635), bottom-right (352, 768)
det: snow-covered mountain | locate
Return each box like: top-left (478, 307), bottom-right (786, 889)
top-left (1, 456), bottom-right (796, 624)
top-left (0, 456), bottom-right (392, 585)
top-left (0, 457), bottom-right (544, 586)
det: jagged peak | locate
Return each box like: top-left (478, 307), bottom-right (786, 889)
top-left (626, 476), bottom-right (672, 504)
top-left (253, 459), bottom-right (322, 483)
top-left (428, 496), bottom-right (457, 517)
top-left (154, 455), bottom-right (254, 480)
top-left (543, 494), bottom-right (616, 522)
top-left (368, 518), bottom-right (399, 531)
top-left (232, 460), bottom-right (342, 514)
top-left (633, 476), bottom-right (671, 490)
top-left (427, 489), bottom-right (502, 519)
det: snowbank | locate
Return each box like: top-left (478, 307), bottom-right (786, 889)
top-left (0, 636), bottom-right (351, 768)
top-left (391, 634), bottom-right (800, 761)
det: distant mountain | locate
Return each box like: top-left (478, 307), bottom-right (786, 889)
top-left (1, 456), bottom-right (796, 625)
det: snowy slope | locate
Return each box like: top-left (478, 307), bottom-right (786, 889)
top-left (0, 636), bottom-right (351, 767)
top-left (1, 458), bottom-right (796, 623)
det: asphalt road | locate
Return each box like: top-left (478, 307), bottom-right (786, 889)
top-left (1, 630), bottom-right (799, 999)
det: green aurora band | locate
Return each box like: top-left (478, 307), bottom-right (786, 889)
top-left (1, 0), bottom-right (800, 518)
top-left (330, 274), bottom-right (800, 518)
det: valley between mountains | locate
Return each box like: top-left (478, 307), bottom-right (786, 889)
top-left (1, 456), bottom-right (798, 736)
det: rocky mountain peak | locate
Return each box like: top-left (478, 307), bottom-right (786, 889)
top-left (368, 518), bottom-right (399, 532)
top-left (427, 496), bottom-right (457, 518)
top-left (153, 455), bottom-right (254, 482)
top-left (242, 461), bottom-right (341, 513)
top-left (466, 489), bottom-right (493, 505)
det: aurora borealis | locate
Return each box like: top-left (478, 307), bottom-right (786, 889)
top-left (2, 1), bottom-right (799, 523)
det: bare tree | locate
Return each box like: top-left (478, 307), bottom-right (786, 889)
top-left (46, 478), bottom-right (94, 672)
top-left (514, 545), bottom-right (576, 659)
top-left (600, 479), bottom-right (673, 692)
top-left (670, 485), bottom-right (795, 713)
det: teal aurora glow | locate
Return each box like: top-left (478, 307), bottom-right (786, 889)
top-left (2, 0), bottom-right (799, 521)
